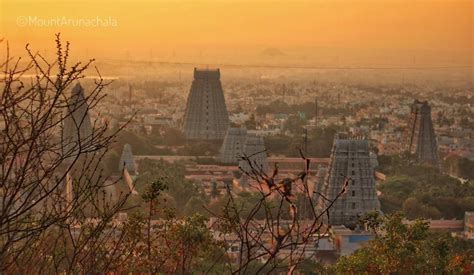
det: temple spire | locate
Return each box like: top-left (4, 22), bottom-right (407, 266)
top-left (317, 135), bottom-right (380, 227)
top-left (182, 68), bottom-right (229, 139)
top-left (119, 144), bottom-right (136, 175)
top-left (405, 100), bottom-right (439, 167)
top-left (62, 82), bottom-right (93, 159)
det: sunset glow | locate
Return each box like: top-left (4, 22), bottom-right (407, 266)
top-left (1, 0), bottom-right (472, 65)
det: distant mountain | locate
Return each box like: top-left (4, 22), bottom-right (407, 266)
top-left (260, 48), bottom-right (286, 57)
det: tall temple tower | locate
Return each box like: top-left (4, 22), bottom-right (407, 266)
top-left (219, 128), bottom-right (248, 164)
top-left (405, 100), bottom-right (439, 167)
top-left (317, 135), bottom-right (380, 227)
top-left (62, 83), bottom-right (93, 159)
top-left (182, 68), bottom-right (229, 140)
top-left (119, 144), bottom-right (136, 175)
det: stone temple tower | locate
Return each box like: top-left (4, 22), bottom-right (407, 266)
top-left (182, 68), bottom-right (229, 140)
top-left (405, 100), bottom-right (439, 167)
top-left (119, 144), bottom-right (136, 175)
top-left (219, 128), bottom-right (248, 164)
top-left (62, 83), bottom-right (93, 159)
top-left (317, 135), bottom-right (380, 227)
top-left (239, 134), bottom-right (268, 174)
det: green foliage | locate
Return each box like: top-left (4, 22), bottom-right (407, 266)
top-left (209, 191), bottom-right (293, 223)
top-left (336, 213), bottom-right (474, 274)
top-left (134, 158), bottom-right (207, 217)
top-left (232, 191), bottom-right (268, 219)
top-left (183, 196), bottom-right (207, 216)
top-left (294, 259), bottom-right (327, 274)
top-left (379, 176), bottom-right (417, 199)
top-left (445, 156), bottom-right (474, 180)
top-left (264, 134), bottom-right (295, 156)
top-left (264, 125), bottom-right (341, 157)
top-left (378, 155), bottom-right (474, 219)
top-left (114, 130), bottom-right (160, 155)
top-left (115, 175), bottom-right (224, 273)
top-left (118, 212), bottom-right (224, 273)
top-left (402, 197), bottom-right (442, 219)
top-left (164, 213), bottom-right (226, 273)
top-left (284, 114), bottom-right (306, 134)
top-left (358, 211), bottom-right (384, 233)
top-left (377, 154), bottom-right (435, 176)
top-left (142, 177), bottom-right (168, 203)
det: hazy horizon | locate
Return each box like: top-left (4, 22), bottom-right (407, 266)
top-left (1, 0), bottom-right (472, 68)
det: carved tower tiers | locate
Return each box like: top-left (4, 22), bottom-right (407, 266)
top-left (182, 68), bottom-right (229, 140)
top-left (317, 135), bottom-right (380, 227)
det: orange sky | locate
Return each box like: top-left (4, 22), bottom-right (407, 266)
top-left (1, 0), bottom-right (472, 65)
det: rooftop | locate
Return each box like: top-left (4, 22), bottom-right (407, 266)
top-left (193, 67), bottom-right (220, 79)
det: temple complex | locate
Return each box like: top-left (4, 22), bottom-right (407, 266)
top-left (317, 135), bottom-right (380, 227)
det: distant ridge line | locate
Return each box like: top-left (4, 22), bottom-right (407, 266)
top-left (102, 59), bottom-right (473, 70)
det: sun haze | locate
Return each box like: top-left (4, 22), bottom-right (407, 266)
top-left (1, 0), bottom-right (472, 66)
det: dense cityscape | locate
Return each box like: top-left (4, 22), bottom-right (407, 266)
top-left (1, 0), bottom-right (473, 273)
top-left (52, 63), bottom-right (474, 272)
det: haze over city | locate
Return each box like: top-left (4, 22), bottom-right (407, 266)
top-left (0, 0), bottom-right (473, 273)
top-left (2, 0), bottom-right (472, 66)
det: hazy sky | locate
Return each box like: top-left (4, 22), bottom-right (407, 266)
top-left (1, 0), bottom-right (472, 66)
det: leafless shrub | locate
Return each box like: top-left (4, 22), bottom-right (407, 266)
top-left (0, 34), bottom-right (131, 273)
top-left (208, 149), bottom-right (348, 273)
